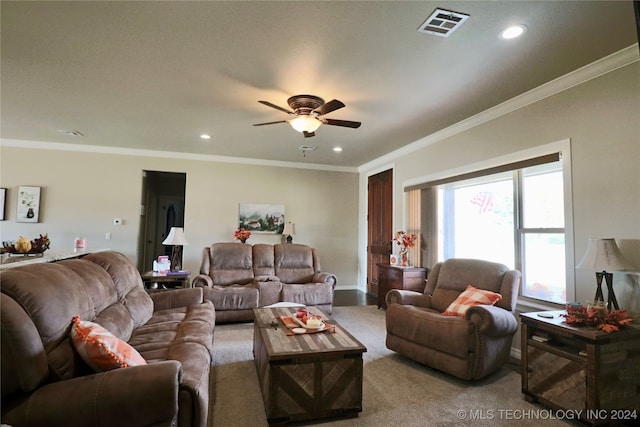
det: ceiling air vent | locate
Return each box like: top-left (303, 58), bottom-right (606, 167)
top-left (418, 8), bottom-right (469, 37)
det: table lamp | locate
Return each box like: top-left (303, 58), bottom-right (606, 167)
top-left (283, 222), bottom-right (296, 244)
top-left (576, 238), bottom-right (631, 310)
top-left (162, 227), bottom-right (189, 271)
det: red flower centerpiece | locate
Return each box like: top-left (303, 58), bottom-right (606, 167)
top-left (561, 306), bottom-right (633, 333)
top-left (234, 227), bottom-right (251, 243)
top-left (393, 230), bottom-right (417, 266)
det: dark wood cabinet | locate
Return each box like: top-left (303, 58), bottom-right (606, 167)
top-left (521, 311), bottom-right (640, 425)
top-left (376, 263), bottom-right (427, 309)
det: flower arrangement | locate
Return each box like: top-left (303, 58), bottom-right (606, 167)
top-left (393, 231), bottom-right (417, 250)
top-left (392, 230), bottom-right (417, 266)
top-left (561, 306), bottom-right (633, 333)
top-left (234, 227), bottom-right (251, 242)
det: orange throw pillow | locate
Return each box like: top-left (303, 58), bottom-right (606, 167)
top-left (70, 316), bottom-right (146, 371)
top-left (443, 284), bottom-right (502, 317)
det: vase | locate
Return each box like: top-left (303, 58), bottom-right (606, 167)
top-left (400, 249), bottom-right (409, 266)
top-left (26, 207), bottom-right (35, 219)
top-left (240, 238), bottom-right (247, 243)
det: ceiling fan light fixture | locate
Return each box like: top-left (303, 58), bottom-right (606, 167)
top-left (289, 115), bottom-right (321, 133)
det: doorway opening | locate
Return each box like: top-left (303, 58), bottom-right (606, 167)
top-left (137, 171), bottom-right (187, 273)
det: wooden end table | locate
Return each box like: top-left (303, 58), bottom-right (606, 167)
top-left (521, 310), bottom-right (640, 425)
top-left (376, 263), bottom-right (427, 309)
top-left (253, 306), bottom-right (367, 425)
top-left (141, 271), bottom-right (190, 290)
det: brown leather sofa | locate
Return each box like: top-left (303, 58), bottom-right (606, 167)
top-left (193, 243), bottom-right (337, 323)
top-left (385, 258), bottom-right (521, 380)
top-left (1, 251), bottom-right (216, 427)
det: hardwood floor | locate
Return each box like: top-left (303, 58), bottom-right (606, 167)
top-left (333, 290), bottom-right (377, 307)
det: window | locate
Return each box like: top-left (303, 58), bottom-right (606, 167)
top-left (432, 157), bottom-right (567, 304)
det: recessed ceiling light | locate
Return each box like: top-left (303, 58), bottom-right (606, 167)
top-left (200, 134), bottom-right (211, 140)
top-left (333, 147), bottom-right (343, 152)
top-left (500, 24), bottom-right (526, 40)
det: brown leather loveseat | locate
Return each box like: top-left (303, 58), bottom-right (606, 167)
top-left (1, 251), bottom-right (216, 427)
top-left (193, 243), bottom-right (337, 323)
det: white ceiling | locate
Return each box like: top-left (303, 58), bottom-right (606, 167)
top-left (1, 1), bottom-right (637, 168)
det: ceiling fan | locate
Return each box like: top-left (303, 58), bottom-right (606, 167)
top-left (253, 94), bottom-right (361, 138)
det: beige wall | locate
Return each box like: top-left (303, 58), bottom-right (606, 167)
top-left (0, 149), bottom-right (360, 287)
top-left (359, 59), bottom-right (640, 313)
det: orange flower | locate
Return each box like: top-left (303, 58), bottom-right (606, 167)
top-left (233, 227), bottom-right (251, 240)
top-left (599, 324), bottom-right (619, 333)
top-left (393, 231), bottom-right (417, 249)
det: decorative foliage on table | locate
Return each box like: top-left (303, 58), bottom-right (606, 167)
top-left (2, 234), bottom-right (50, 254)
top-left (393, 230), bottom-right (417, 266)
top-left (561, 306), bottom-right (633, 333)
top-left (233, 227), bottom-right (251, 243)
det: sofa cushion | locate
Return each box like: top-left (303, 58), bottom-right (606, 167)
top-left (253, 243), bottom-right (276, 277)
top-left (386, 304), bottom-right (473, 359)
top-left (209, 243), bottom-right (254, 285)
top-left (443, 285), bottom-right (502, 317)
top-left (274, 244), bottom-right (316, 283)
top-left (429, 258), bottom-right (509, 312)
top-left (71, 316), bottom-right (146, 371)
top-left (281, 283), bottom-right (333, 306)
top-left (202, 284), bottom-right (259, 311)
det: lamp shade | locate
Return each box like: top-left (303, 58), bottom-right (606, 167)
top-left (289, 116), bottom-right (321, 133)
top-left (576, 238), bottom-right (631, 271)
top-left (283, 222), bottom-right (296, 236)
top-left (162, 227), bottom-right (189, 246)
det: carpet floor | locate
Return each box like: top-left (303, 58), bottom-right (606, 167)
top-left (210, 306), bottom-right (580, 426)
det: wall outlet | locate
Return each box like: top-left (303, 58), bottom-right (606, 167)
top-left (105, 232), bottom-right (111, 240)
top-left (113, 218), bottom-right (122, 225)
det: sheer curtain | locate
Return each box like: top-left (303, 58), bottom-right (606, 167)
top-left (406, 190), bottom-right (421, 267)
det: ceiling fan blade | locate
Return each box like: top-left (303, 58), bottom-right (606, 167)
top-left (253, 120), bottom-right (287, 126)
top-left (258, 100), bottom-right (293, 114)
top-left (323, 118), bottom-right (361, 129)
top-left (314, 99), bottom-right (345, 116)
top-left (303, 131), bottom-right (315, 138)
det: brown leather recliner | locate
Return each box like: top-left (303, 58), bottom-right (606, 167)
top-left (385, 258), bottom-right (521, 380)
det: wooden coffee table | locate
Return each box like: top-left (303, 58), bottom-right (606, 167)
top-left (253, 306), bottom-right (367, 425)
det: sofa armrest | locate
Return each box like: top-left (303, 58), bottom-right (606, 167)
top-left (2, 361), bottom-right (182, 427)
top-left (151, 287), bottom-right (204, 311)
top-left (313, 272), bottom-right (337, 289)
top-left (466, 305), bottom-right (518, 337)
top-left (386, 289), bottom-right (432, 308)
top-left (192, 274), bottom-right (213, 288)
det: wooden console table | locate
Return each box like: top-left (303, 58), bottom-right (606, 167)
top-left (376, 263), bottom-right (427, 309)
top-left (521, 311), bottom-right (640, 425)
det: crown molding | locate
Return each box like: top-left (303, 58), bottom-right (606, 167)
top-left (0, 138), bottom-right (358, 173)
top-left (358, 44), bottom-right (639, 173)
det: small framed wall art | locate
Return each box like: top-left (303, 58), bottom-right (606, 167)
top-left (16, 186), bottom-right (41, 223)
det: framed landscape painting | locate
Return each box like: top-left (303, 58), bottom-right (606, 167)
top-left (239, 203), bottom-right (285, 234)
top-left (17, 186), bottom-right (41, 223)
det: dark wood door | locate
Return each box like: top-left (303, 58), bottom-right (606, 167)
top-left (367, 169), bottom-right (393, 296)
